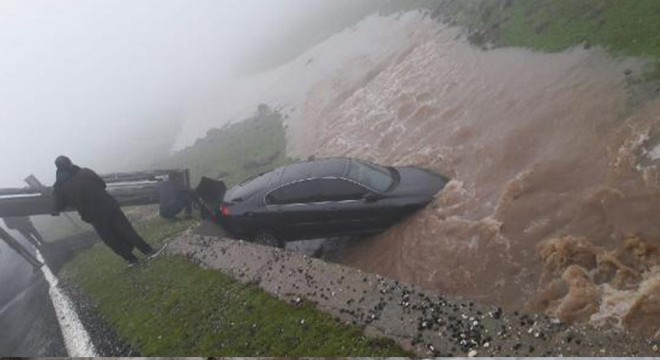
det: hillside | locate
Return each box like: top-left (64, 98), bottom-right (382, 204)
top-left (160, 105), bottom-right (292, 187)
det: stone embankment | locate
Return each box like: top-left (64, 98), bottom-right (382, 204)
top-left (168, 231), bottom-right (659, 357)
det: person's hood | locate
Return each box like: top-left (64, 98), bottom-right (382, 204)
top-left (53, 165), bottom-right (81, 189)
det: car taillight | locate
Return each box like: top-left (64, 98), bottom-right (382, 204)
top-left (221, 204), bottom-right (231, 217)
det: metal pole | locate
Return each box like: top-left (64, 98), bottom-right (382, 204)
top-left (0, 225), bottom-right (43, 269)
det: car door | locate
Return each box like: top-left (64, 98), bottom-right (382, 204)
top-left (311, 178), bottom-right (387, 236)
top-left (264, 179), bottom-right (330, 240)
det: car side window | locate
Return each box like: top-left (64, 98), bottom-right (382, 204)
top-left (266, 179), bottom-right (323, 205)
top-left (318, 178), bottom-right (368, 201)
top-left (266, 178), bottom-right (368, 205)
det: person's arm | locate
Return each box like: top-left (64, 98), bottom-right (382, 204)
top-left (51, 188), bottom-right (66, 216)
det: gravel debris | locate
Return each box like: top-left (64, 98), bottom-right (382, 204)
top-left (58, 281), bottom-right (138, 356)
top-left (163, 230), bottom-right (660, 357)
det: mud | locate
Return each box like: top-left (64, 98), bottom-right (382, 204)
top-left (282, 17), bottom-right (660, 338)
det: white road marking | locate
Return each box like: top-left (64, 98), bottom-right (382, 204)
top-left (35, 250), bottom-right (97, 357)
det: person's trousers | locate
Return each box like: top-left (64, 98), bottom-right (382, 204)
top-left (92, 209), bottom-right (153, 263)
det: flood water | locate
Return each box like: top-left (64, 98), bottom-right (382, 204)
top-left (170, 10), bottom-right (660, 339)
top-left (282, 20), bottom-right (660, 339)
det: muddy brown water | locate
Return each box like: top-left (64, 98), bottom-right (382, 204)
top-left (287, 25), bottom-right (660, 339)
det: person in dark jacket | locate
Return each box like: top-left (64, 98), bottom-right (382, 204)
top-left (51, 156), bottom-right (159, 266)
top-left (2, 216), bottom-right (44, 248)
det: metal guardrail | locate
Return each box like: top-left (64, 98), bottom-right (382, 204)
top-left (0, 169), bottom-right (190, 217)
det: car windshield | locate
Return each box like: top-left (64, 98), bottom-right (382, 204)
top-left (346, 160), bottom-right (394, 193)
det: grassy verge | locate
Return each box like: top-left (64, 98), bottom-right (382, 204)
top-left (158, 105), bottom-right (293, 187)
top-left (59, 217), bottom-right (411, 356)
top-left (429, 0), bottom-right (660, 77)
top-left (466, 0), bottom-right (659, 57)
top-left (403, 0), bottom-right (660, 110)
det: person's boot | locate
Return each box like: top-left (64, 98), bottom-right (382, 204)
top-left (125, 254), bottom-right (139, 268)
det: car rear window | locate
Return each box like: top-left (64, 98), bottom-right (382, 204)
top-left (346, 160), bottom-right (393, 192)
top-left (228, 168), bottom-right (282, 202)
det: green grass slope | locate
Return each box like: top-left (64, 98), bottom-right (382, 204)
top-left (433, 0), bottom-right (660, 78)
top-left (60, 217), bottom-right (410, 356)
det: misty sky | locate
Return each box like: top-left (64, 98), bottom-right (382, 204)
top-left (0, 0), bottom-right (381, 187)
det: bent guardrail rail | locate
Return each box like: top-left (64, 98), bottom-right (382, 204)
top-left (0, 169), bottom-right (190, 217)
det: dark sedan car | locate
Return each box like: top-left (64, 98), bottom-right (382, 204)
top-left (219, 158), bottom-right (448, 247)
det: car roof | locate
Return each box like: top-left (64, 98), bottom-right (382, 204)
top-left (279, 158), bottom-right (348, 183)
top-left (226, 158), bottom-right (349, 202)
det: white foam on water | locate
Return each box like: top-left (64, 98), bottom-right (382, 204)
top-left (35, 250), bottom-right (97, 357)
top-left (649, 144), bottom-right (660, 160)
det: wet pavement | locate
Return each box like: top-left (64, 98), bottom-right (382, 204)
top-left (0, 237), bottom-right (67, 356)
top-left (41, 231), bottom-right (136, 356)
top-left (0, 228), bottom-right (109, 356)
top-left (0, 278), bottom-right (67, 356)
top-left (168, 228), bottom-right (660, 357)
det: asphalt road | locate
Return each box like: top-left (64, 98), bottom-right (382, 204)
top-left (0, 238), bottom-right (67, 356)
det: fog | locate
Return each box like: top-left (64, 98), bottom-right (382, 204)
top-left (0, 0), bottom-right (389, 188)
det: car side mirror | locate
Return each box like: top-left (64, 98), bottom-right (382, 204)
top-left (363, 192), bottom-right (381, 203)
